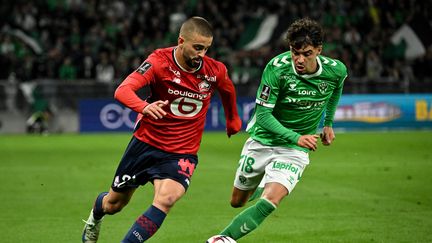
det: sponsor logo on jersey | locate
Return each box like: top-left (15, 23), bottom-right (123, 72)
top-left (168, 66), bottom-right (181, 83)
top-left (259, 85), bottom-right (271, 101)
top-left (136, 62), bottom-right (152, 75)
top-left (285, 98), bottom-right (326, 110)
top-left (297, 90), bottom-right (317, 96)
top-left (198, 80), bottom-right (211, 92)
top-left (196, 74), bottom-right (216, 82)
top-left (169, 66), bottom-right (181, 77)
top-left (168, 88), bottom-right (208, 100)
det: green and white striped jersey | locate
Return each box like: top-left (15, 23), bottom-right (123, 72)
top-left (246, 51), bottom-right (347, 151)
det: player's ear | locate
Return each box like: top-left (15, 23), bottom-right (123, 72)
top-left (316, 45), bottom-right (322, 55)
top-left (178, 36), bottom-right (185, 45)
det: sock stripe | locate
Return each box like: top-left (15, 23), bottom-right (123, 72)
top-left (136, 215), bottom-right (158, 237)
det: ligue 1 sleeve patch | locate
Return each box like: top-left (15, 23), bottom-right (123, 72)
top-left (259, 84), bottom-right (271, 101)
top-left (136, 62), bottom-right (152, 75)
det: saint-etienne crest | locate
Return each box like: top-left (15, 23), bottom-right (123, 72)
top-left (318, 81), bottom-right (328, 94)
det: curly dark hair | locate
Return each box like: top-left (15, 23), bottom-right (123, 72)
top-left (286, 18), bottom-right (323, 49)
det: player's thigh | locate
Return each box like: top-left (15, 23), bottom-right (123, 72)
top-left (153, 178), bottom-right (186, 212)
top-left (264, 148), bottom-right (309, 195)
top-left (233, 138), bottom-right (272, 191)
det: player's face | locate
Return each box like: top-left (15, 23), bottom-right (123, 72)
top-left (178, 33), bottom-right (213, 69)
top-left (290, 45), bottom-right (322, 74)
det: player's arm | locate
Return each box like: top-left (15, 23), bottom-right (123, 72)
top-left (114, 60), bottom-right (168, 119)
top-left (217, 66), bottom-right (242, 137)
top-left (320, 85), bottom-right (341, 146)
top-left (322, 67), bottom-right (348, 145)
top-left (255, 105), bottom-right (318, 150)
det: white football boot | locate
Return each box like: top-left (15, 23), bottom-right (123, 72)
top-left (82, 210), bottom-right (103, 243)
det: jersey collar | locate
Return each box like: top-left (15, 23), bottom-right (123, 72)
top-left (173, 47), bottom-right (203, 73)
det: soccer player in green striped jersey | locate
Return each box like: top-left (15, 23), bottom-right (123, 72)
top-left (216, 18), bottom-right (348, 241)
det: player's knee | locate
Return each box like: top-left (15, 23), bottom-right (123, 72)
top-left (230, 198), bottom-right (246, 208)
top-left (154, 195), bottom-right (176, 209)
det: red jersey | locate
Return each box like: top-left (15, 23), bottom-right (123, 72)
top-left (114, 47), bottom-right (240, 154)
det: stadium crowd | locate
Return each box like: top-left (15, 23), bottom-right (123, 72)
top-left (1, 0), bottom-right (431, 96)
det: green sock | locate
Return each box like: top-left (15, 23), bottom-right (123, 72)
top-left (220, 198), bottom-right (276, 240)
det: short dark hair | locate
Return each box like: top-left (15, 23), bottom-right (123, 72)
top-left (179, 16), bottom-right (213, 38)
top-left (286, 18), bottom-right (323, 49)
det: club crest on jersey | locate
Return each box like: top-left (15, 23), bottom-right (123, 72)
top-left (318, 82), bottom-right (328, 94)
top-left (260, 84), bottom-right (271, 101)
top-left (136, 62), bottom-right (152, 75)
top-left (198, 80), bottom-right (211, 92)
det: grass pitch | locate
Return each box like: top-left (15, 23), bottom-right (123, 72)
top-left (0, 131), bottom-right (431, 242)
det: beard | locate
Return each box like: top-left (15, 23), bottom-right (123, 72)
top-left (185, 56), bottom-right (202, 69)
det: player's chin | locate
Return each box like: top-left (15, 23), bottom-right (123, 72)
top-left (192, 58), bottom-right (201, 65)
top-left (295, 66), bottom-right (305, 73)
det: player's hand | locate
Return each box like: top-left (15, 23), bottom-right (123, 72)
top-left (226, 117), bottom-right (242, 138)
top-left (142, 100), bottom-right (168, 119)
top-left (297, 134), bottom-right (319, 151)
top-left (320, 126), bottom-right (335, 146)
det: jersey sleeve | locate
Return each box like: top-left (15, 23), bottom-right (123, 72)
top-left (254, 64), bottom-right (301, 143)
top-left (324, 62), bottom-right (348, 127)
top-left (114, 55), bottom-right (157, 113)
top-left (216, 65), bottom-right (242, 136)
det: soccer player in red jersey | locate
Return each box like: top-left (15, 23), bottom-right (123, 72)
top-left (82, 16), bottom-right (242, 243)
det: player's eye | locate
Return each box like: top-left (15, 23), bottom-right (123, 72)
top-left (193, 45), bottom-right (210, 52)
top-left (194, 45), bottom-right (204, 51)
top-left (304, 51), bottom-right (312, 56)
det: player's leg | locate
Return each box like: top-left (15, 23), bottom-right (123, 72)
top-left (248, 177), bottom-right (266, 202)
top-left (230, 187), bottom-right (256, 208)
top-left (122, 153), bottom-right (197, 242)
top-left (122, 178), bottom-right (185, 242)
top-left (82, 188), bottom-right (135, 243)
top-left (219, 138), bottom-right (271, 239)
top-left (83, 136), bottom-right (146, 243)
top-left (221, 147), bottom-right (308, 240)
top-left (229, 138), bottom-right (268, 207)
